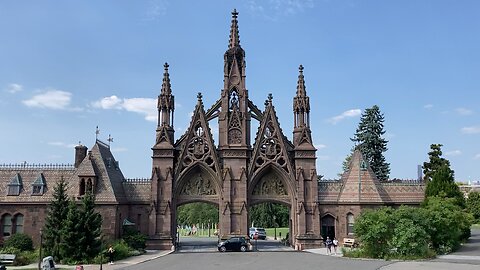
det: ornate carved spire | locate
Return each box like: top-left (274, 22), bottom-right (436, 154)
top-left (156, 62), bottom-right (175, 144)
top-left (296, 65), bottom-right (306, 97)
top-left (161, 62), bottom-right (172, 96)
top-left (293, 65), bottom-right (313, 148)
top-left (228, 9), bottom-right (240, 49)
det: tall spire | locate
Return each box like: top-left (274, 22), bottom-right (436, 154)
top-left (296, 65), bottom-right (307, 96)
top-left (161, 62), bottom-right (172, 95)
top-left (228, 9), bottom-right (240, 49)
top-left (157, 62), bottom-right (174, 128)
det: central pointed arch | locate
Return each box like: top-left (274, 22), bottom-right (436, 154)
top-left (175, 162), bottom-right (221, 206)
top-left (249, 164), bottom-right (295, 206)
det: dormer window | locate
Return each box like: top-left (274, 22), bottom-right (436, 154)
top-left (31, 173), bottom-right (46, 195)
top-left (7, 174), bottom-right (22, 196)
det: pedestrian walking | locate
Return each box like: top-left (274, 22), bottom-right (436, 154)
top-left (333, 237), bottom-right (339, 255)
top-left (325, 236), bottom-right (333, 255)
top-left (107, 245), bottom-right (115, 265)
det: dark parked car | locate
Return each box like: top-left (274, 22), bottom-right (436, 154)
top-left (218, 236), bottom-right (252, 252)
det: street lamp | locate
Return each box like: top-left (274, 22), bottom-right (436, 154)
top-left (273, 215), bottom-right (277, 240)
top-left (38, 229), bottom-right (43, 270)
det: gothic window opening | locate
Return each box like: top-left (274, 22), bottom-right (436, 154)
top-left (1, 214), bottom-right (12, 237)
top-left (86, 178), bottom-right (93, 193)
top-left (347, 213), bottom-right (355, 235)
top-left (229, 90), bottom-right (239, 111)
top-left (14, 214), bottom-right (24, 234)
top-left (79, 178), bottom-right (86, 196)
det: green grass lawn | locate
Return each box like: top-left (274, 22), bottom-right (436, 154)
top-left (472, 224), bottom-right (480, 229)
top-left (265, 227), bottom-right (289, 239)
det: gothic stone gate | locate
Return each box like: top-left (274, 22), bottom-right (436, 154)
top-left (146, 10), bottom-right (322, 250)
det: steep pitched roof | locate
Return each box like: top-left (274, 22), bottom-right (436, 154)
top-left (337, 149), bottom-right (390, 203)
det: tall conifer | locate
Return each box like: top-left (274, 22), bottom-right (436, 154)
top-left (43, 177), bottom-right (69, 260)
top-left (351, 105), bottom-right (390, 180)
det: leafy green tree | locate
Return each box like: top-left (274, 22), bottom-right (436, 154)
top-left (423, 197), bottom-right (473, 254)
top-left (354, 207), bottom-right (394, 258)
top-left (4, 233), bottom-right (33, 251)
top-left (60, 200), bottom-right (82, 261)
top-left (422, 144), bottom-right (451, 182)
top-left (43, 178), bottom-right (70, 260)
top-left (78, 191), bottom-right (102, 260)
top-left (249, 203), bottom-right (289, 228)
top-left (466, 191), bottom-right (480, 222)
top-left (177, 203), bottom-right (218, 225)
top-left (425, 164), bottom-right (465, 207)
top-left (390, 206), bottom-right (431, 257)
top-left (351, 105), bottom-right (390, 180)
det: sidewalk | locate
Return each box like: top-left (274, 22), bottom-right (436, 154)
top-left (7, 250), bottom-right (173, 270)
top-left (305, 247), bottom-right (343, 256)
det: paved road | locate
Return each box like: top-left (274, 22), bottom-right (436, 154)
top-left (176, 236), bottom-right (293, 252)
top-left (78, 229), bottom-right (480, 270)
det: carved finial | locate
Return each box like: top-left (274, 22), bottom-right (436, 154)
top-left (228, 9), bottom-right (240, 49)
top-left (265, 93), bottom-right (273, 107)
top-left (296, 64), bottom-right (306, 96)
top-left (197, 92), bottom-right (203, 100)
top-left (161, 62), bottom-right (172, 95)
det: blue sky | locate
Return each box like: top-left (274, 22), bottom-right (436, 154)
top-left (1, 0), bottom-right (479, 181)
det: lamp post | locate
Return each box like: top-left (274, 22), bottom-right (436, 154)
top-left (99, 234), bottom-right (103, 270)
top-left (38, 229), bottom-right (43, 270)
top-left (273, 215), bottom-right (277, 240)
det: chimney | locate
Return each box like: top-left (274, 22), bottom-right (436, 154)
top-left (75, 144), bottom-right (88, 168)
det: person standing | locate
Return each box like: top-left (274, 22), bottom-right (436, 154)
top-left (325, 236), bottom-right (333, 255)
top-left (333, 237), bottom-right (339, 255)
top-left (107, 245), bottom-right (115, 265)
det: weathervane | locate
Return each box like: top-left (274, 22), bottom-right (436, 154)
top-left (107, 134), bottom-right (114, 147)
top-left (95, 126), bottom-right (100, 140)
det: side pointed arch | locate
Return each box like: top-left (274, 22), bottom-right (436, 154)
top-left (249, 163), bottom-right (295, 206)
top-left (175, 162), bottom-right (221, 206)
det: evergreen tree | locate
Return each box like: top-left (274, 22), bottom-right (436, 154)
top-left (43, 177), bottom-right (70, 260)
top-left (351, 105), bottom-right (390, 180)
top-left (425, 164), bottom-right (465, 207)
top-left (78, 191), bottom-right (103, 260)
top-left (422, 144), bottom-right (451, 182)
top-left (60, 200), bottom-right (82, 261)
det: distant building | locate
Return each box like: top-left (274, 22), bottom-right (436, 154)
top-left (0, 10), bottom-right (425, 250)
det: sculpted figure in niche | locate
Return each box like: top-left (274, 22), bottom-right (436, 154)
top-left (253, 174), bottom-right (287, 195)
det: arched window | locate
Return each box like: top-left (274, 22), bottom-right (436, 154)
top-left (347, 213), bottom-right (355, 235)
top-left (79, 178), bottom-right (86, 196)
top-left (14, 214), bottom-right (24, 234)
top-left (2, 214), bottom-right (12, 237)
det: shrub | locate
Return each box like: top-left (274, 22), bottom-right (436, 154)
top-left (122, 227), bottom-right (147, 250)
top-left (4, 233), bottom-right (33, 251)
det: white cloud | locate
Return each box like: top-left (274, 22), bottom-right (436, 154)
top-left (92, 96), bottom-right (157, 122)
top-left (145, 0), bottom-right (168, 21)
top-left (48, 141), bottom-right (77, 148)
top-left (445, 150), bottom-right (462, 156)
top-left (456, 107), bottom-right (473, 115)
top-left (247, 0), bottom-right (314, 21)
top-left (5, 83), bottom-right (23, 93)
top-left (111, 147), bottom-right (128, 153)
top-left (92, 95), bottom-right (123, 109)
top-left (315, 144), bottom-right (327, 150)
top-left (424, 104), bottom-right (433, 109)
top-left (328, 109), bottom-right (361, 124)
top-left (23, 89), bottom-right (72, 109)
top-left (461, 126), bottom-right (480, 134)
